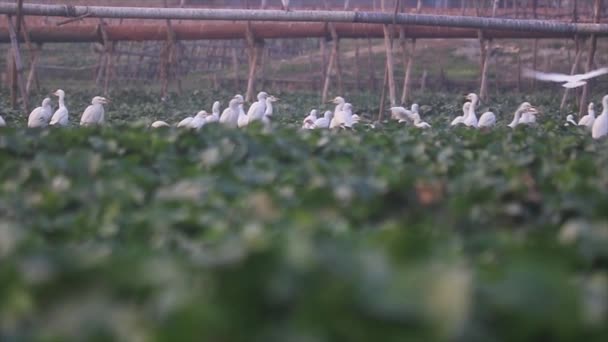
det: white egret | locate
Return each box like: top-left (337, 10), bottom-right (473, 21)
top-left (450, 102), bottom-right (471, 126)
top-left (0, 114), bottom-right (5, 127)
top-left (312, 111), bottom-right (333, 129)
top-left (578, 102), bottom-right (595, 129)
top-left (50, 89), bottom-right (69, 126)
top-left (219, 98), bottom-right (243, 128)
top-left (508, 102), bottom-right (537, 128)
top-left (389, 104), bottom-right (420, 124)
top-left (523, 67), bottom-right (608, 89)
top-left (190, 111), bottom-right (209, 130)
top-left (413, 118), bottom-right (431, 129)
top-left (80, 96), bottom-right (108, 126)
top-left (27, 97), bottom-right (53, 128)
top-left (177, 116), bottom-right (194, 128)
top-left (338, 103), bottom-right (355, 128)
top-left (151, 121), bottom-right (170, 128)
top-left (477, 111), bottom-right (496, 129)
top-left (464, 93), bottom-right (479, 127)
top-left (261, 95), bottom-right (279, 129)
top-left (352, 114), bottom-right (361, 124)
top-left (565, 115), bottom-right (577, 126)
top-left (302, 109), bottom-right (318, 129)
top-left (246, 91), bottom-right (269, 124)
top-left (329, 96), bottom-right (346, 128)
top-left (592, 95), bottom-right (608, 139)
top-left (205, 101), bottom-right (221, 124)
top-left (519, 106), bottom-right (539, 125)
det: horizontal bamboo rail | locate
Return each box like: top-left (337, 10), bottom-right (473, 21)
top-left (0, 22), bottom-right (584, 43)
top-left (0, 3), bottom-right (607, 36)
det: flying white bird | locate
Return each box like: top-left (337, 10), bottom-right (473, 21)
top-left (50, 89), bottom-right (69, 126)
top-left (302, 109), bottom-right (318, 129)
top-left (28, 98), bottom-right (53, 128)
top-left (205, 101), bottom-right (221, 124)
top-left (80, 96), bottom-right (108, 126)
top-left (219, 97), bottom-right (243, 128)
top-left (312, 111), bottom-right (333, 129)
top-left (592, 95), bottom-right (608, 139)
top-left (523, 67), bottom-right (608, 89)
top-left (578, 102), bottom-right (595, 129)
top-left (151, 121), bottom-right (170, 128)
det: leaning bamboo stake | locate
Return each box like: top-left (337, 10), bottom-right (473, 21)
top-left (25, 43), bottom-right (40, 94)
top-left (378, 63), bottom-right (388, 122)
top-left (560, 37), bottom-right (582, 110)
top-left (6, 15), bottom-right (28, 112)
top-left (245, 23), bottom-right (260, 102)
top-left (366, 37), bottom-right (375, 89)
top-left (329, 24), bottom-right (343, 96)
top-left (321, 36), bottom-right (337, 103)
top-left (579, 0), bottom-right (601, 117)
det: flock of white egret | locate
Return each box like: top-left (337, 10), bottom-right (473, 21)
top-left (0, 88), bottom-right (606, 140)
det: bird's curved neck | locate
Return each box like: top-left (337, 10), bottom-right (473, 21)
top-left (58, 95), bottom-right (66, 108)
top-left (265, 101), bottom-right (273, 116)
top-left (603, 99), bottom-right (608, 115)
top-left (509, 110), bottom-right (521, 126)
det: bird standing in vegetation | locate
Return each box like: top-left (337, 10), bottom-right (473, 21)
top-left (464, 93), bottom-right (479, 127)
top-left (477, 111), bottom-right (496, 129)
top-left (302, 109), bottom-right (318, 129)
top-left (50, 89), bottom-right (69, 126)
top-left (246, 92), bottom-right (269, 125)
top-left (205, 101), bottom-right (221, 124)
top-left (220, 97), bottom-right (243, 128)
top-left (313, 111), bottom-right (333, 129)
top-left (329, 96), bottom-right (346, 128)
top-left (262, 95), bottom-right (279, 130)
top-left (80, 96), bottom-right (108, 126)
top-left (190, 111), bottom-right (208, 130)
top-left (28, 98), bottom-right (53, 128)
top-left (451, 102), bottom-right (470, 126)
top-left (592, 95), bottom-right (608, 139)
top-left (177, 116), bottom-right (194, 128)
top-left (508, 102), bottom-right (537, 128)
top-left (578, 102), bottom-right (595, 129)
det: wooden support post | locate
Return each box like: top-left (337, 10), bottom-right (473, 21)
top-left (579, 0), bottom-right (601, 116)
top-left (377, 63), bottom-right (388, 121)
top-left (6, 15), bottom-right (28, 112)
top-left (354, 38), bottom-right (361, 91)
top-left (245, 23), bottom-right (260, 102)
top-left (402, 39), bottom-right (416, 105)
top-left (26, 43), bottom-right (40, 94)
top-left (98, 21), bottom-right (113, 96)
top-left (382, 25), bottom-right (396, 106)
top-left (321, 34), bottom-right (337, 103)
top-left (560, 37), bottom-right (582, 110)
top-left (366, 37), bottom-right (375, 90)
top-left (330, 24), bottom-right (343, 96)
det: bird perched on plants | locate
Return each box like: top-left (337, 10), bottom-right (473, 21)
top-left (80, 96), bottom-right (108, 126)
top-left (50, 89), bottom-right (69, 126)
top-left (28, 98), bottom-right (53, 128)
top-left (592, 95), bottom-right (608, 139)
top-left (578, 102), bottom-right (596, 129)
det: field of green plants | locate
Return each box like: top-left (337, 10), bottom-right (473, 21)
top-left (1, 88), bottom-right (608, 341)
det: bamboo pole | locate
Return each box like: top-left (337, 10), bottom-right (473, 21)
top-left (321, 36), bottom-right (337, 103)
top-left (578, 0), bottom-right (601, 117)
top-left (1, 4), bottom-right (607, 35)
top-left (330, 24), bottom-right (343, 97)
top-left (366, 37), bottom-right (375, 89)
top-left (20, 18), bottom-right (40, 93)
top-left (6, 15), bottom-right (28, 112)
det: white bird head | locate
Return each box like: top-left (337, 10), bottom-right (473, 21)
top-left (195, 110), bottom-right (208, 118)
top-left (229, 98), bottom-right (241, 108)
top-left (465, 93), bottom-right (478, 103)
top-left (42, 97), bottom-right (52, 107)
top-left (92, 96), bottom-right (109, 105)
top-left (518, 102), bottom-right (536, 113)
top-left (53, 89), bottom-right (65, 97)
top-left (310, 109), bottom-right (318, 117)
top-left (233, 94), bottom-right (244, 102)
top-left (257, 92), bottom-right (269, 101)
top-left (331, 96), bottom-right (345, 105)
top-left (324, 110), bottom-right (333, 119)
top-left (588, 102), bottom-right (595, 111)
top-left (567, 114), bottom-right (574, 121)
top-left (212, 101), bottom-right (221, 114)
top-left (411, 103), bottom-right (419, 112)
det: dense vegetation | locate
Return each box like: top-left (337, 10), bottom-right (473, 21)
top-left (1, 88), bottom-right (608, 341)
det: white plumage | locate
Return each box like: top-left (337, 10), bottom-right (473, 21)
top-left (189, 111), bottom-right (208, 130)
top-left (205, 101), bottom-right (221, 124)
top-left (177, 117), bottom-right (193, 128)
top-left (302, 109), bottom-right (318, 129)
top-left (80, 96), bottom-right (108, 126)
top-left (578, 102), bottom-right (595, 129)
top-left (413, 118), bottom-right (431, 129)
top-left (477, 111), bottom-right (496, 128)
top-left (151, 120), bottom-right (170, 128)
top-left (329, 96), bottom-right (346, 128)
top-left (565, 115), bottom-right (577, 126)
top-left (219, 98), bottom-right (243, 128)
top-left (261, 95), bottom-right (278, 130)
top-left (50, 89), bottom-right (69, 126)
top-left (450, 102), bottom-right (470, 126)
top-left (0, 114), bottom-right (5, 127)
top-left (28, 98), bottom-right (53, 128)
top-left (508, 102), bottom-right (537, 128)
top-left (390, 104), bottom-right (420, 124)
top-left (313, 111), bottom-right (333, 129)
top-left (523, 67), bottom-right (608, 89)
top-left (592, 95), bottom-right (608, 139)
top-left (246, 92), bottom-right (269, 124)
top-left (464, 93), bottom-right (479, 127)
